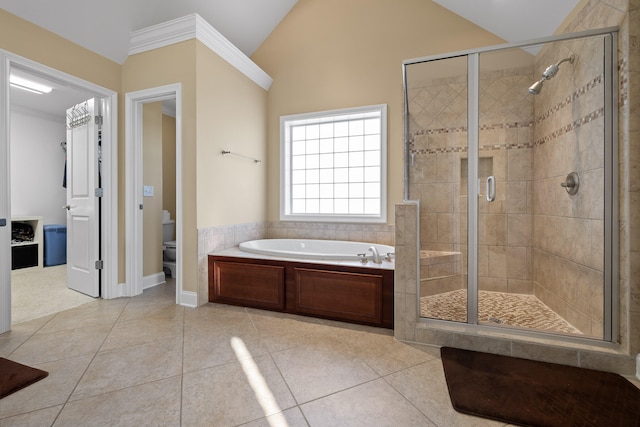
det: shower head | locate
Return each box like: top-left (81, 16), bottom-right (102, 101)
top-left (528, 79), bottom-right (545, 95)
top-left (528, 54), bottom-right (575, 95)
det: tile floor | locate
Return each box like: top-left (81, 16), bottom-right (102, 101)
top-left (1, 280), bottom-right (637, 426)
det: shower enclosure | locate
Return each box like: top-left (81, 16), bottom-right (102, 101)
top-left (403, 28), bottom-right (617, 341)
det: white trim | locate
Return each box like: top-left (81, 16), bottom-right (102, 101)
top-left (179, 290), bottom-right (198, 308)
top-left (280, 104), bottom-right (388, 224)
top-left (143, 272), bottom-right (166, 290)
top-left (0, 50), bottom-right (118, 333)
top-left (0, 54), bottom-right (10, 333)
top-left (162, 101), bottom-right (176, 118)
top-left (129, 13), bottom-right (273, 91)
top-left (125, 83), bottom-right (185, 306)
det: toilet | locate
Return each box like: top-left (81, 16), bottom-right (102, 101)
top-left (162, 211), bottom-right (176, 278)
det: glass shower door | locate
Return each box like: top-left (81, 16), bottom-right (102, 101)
top-left (474, 47), bottom-right (536, 330)
top-left (406, 56), bottom-right (468, 323)
top-left (475, 36), bottom-right (610, 339)
top-left (407, 30), bottom-right (614, 341)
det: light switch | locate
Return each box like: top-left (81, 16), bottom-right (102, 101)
top-left (143, 185), bottom-right (154, 197)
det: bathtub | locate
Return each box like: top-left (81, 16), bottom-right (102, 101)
top-left (209, 239), bottom-right (395, 328)
top-left (239, 239), bottom-right (394, 262)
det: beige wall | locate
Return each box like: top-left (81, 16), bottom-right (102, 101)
top-left (0, 9), bottom-right (120, 91)
top-left (142, 102), bottom-right (164, 276)
top-left (195, 42), bottom-right (268, 227)
top-left (123, 40), bottom-right (198, 291)
top-left (251, 0), bottom-right (506, 225)
top-left (124, 40), bottom-right (268, 293)
top-left (162, 114), bottom-right (177, 221)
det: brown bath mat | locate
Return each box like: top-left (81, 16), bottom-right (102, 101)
top-left (440, 347), bottom-right (640, 427)
top-left (0, 357), bottom-right (48, 399)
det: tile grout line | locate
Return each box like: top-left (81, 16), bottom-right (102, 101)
top-left (380, 358), bottom-right (443, 426)
top-left (246, 307), bottom-right (310, 425)
top-left (48, 297), bottom-right (131, 425)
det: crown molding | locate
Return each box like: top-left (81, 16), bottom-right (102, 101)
top-left (129, 13), bottom-right (272, 91)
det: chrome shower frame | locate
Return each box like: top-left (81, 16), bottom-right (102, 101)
top-left (402, 27), bottom-right (619, 343)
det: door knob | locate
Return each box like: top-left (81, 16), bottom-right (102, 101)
top-left (63, 205), bottom-right (71, 211)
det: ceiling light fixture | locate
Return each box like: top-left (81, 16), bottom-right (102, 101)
top-left (9, 75), bottom-right (53, 94)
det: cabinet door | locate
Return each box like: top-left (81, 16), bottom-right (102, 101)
top-left (294, 268), bottom-right (383, 325)
top-left (212, 261), bottom-right (285, 310)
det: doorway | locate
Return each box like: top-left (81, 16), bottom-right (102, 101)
top-left (0, 52), bottom-right (118, 333)
top-left (125, 84), bottom-right (184, 304)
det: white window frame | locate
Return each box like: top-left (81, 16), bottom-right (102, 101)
top-left (280, 104), bottom-right (387, 223)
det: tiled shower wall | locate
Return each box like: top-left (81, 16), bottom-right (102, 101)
top-left (196, 221), bottom-right (395, 305)
top-left (531, 36), bottom-right (607, 338)
top-left (407, 66), bottom-right (536, 300)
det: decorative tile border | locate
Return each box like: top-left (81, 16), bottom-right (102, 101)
top-left (533, 107), bottom-right (605, 147)
top-left (619, 58), bottom-right (628, 108)
top-left (533, 75), bottom-right (603, 126)
top-left (409, 73), bottom-right (607, 155)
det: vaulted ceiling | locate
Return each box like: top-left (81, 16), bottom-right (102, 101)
top-left (1, 0), bottom-right (580, 116)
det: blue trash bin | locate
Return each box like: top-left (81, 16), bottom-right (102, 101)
top-left (44, 224), bottom-right (67, 266)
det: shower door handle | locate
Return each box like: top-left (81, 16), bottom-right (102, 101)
top-left (486, 176), bottom-right (496, 202)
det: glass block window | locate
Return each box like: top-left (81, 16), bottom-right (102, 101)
top-left (280, 104), bottom-right (387, 223)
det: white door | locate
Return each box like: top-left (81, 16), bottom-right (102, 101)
top-left (65, 98), bottom-right (100, 297)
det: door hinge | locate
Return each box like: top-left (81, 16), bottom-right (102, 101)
top-left (95, 188), bottom-right (104, 197)
top-left (95, 260), bottom-right (104, 270)
top-left (95, 115), bottom-right (103, 126)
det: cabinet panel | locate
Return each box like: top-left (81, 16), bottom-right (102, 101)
top-left (212, 261), bottom-right (285, 310)
top-left (294, 268), bottom-right (382, 324)
top-left (11, 244), bottom-right (38, 270)
top-left (11, 216), bottom-right (43, 269)
top-left (208, 254), bottom-right (394, 328)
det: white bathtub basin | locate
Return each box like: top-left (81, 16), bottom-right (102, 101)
top-left (239, 239), bottom-right (394, 262)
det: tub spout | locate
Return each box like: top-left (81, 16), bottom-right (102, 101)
top-left (368, 246), bottom-right (382, 264)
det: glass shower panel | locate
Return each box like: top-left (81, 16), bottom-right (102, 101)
top-left (405, 56), bottom-right (468, 323)
top-left (477, 37), bottom-right (606, 338)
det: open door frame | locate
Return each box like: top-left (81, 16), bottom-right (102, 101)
top-left (125, 83), bottom-right (188, 305)
top-left (0, 50), bottom-right (118, 333)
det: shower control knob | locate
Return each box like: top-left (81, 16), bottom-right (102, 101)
top-left (561, 172), bottom-right (580, 195)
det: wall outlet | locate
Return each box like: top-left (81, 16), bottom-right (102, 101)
top-left (143, 185), bottom-right (154, 197)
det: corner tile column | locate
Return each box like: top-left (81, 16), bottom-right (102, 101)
top-left (394, 201), bottom-right (420, 342)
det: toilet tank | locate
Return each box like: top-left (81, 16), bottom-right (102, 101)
top-left (162, 220), bottom-right (175, 242)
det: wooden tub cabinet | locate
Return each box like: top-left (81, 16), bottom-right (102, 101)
top-left (208, 254), bottom-right (394, 329)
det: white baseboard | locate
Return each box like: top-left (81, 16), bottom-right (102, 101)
top-left (143, 272), bottom-right (167, 290)
top-left (106, 282), bottom-right (129, 299)
top-left (179, 290), bottom-right (198, 308)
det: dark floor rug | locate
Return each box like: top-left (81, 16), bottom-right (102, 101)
top-left (441, 347), bottom-right (640, 427)
top-left (0, 357), bottom-right (48, 399)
